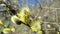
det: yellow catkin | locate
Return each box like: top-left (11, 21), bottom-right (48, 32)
top-left (0, 20), bottom-right (3, 26)
top-left (3, 28), bottom-right (11, 34)
top-left (11, 28), bottom-right (15, 32)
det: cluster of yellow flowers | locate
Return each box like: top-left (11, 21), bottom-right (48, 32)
top-left (11, 6), bottom-right (42, 34)
top-left (30, 19), bottom-right (42, 34)
top-left (11, 6), bottom-right (30, 25)
top-left (17, 6), bottom-right (30, 24)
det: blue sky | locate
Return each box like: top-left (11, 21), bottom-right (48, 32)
top-left (18, 0), bottom-right (43, 7)
top-left (18, 0), bottom-right (51, 7)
